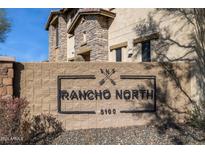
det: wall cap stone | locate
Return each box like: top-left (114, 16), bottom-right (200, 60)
top-left (133, 32), bottom-right (160, 44)
top-left (0, 56), bottom-right (16, 62)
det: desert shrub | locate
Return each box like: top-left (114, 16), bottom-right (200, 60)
top-left (189, 105), bottom-right (205, 130)
top-left (0, 97), bottom-right (64, 144)
top-left (0, 97), bottom-right (30, 144)
top-left (25, 114), bottom-right (64, 144)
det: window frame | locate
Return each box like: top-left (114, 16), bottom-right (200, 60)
top-left (141, 40), bottom-right (151, 62)
top-left (115, 48), bottom-right (122, 62)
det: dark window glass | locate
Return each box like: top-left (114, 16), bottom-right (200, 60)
top-left (81, 51), bottom-right (90, 61)
top-left (116, 48), bottom-right (122, 62)
top-left (56, 24), bottom-right (59, 47)
top-left (142, 41), bottom-right (151, 62)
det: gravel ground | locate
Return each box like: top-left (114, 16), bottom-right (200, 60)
top-left (51, 124), bottom-right (205, 145)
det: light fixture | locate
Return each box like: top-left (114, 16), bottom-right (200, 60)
top-left (128, 48), bottom-right (133, 58)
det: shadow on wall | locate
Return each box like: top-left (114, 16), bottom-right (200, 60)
top-left (142, 62), bottom-right (192, 121)
top-left (13, 62), bottom-right (24, 97)
top-left (134, 8), bottom-right (205, 126)
top-left (128, 62), bottom-right (192, 123)
top-left (141, 62), bottom-right (205, 144)
top-left (134, 9), bottom-right (205, 106)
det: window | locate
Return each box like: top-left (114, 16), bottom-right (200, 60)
top-left (142, 41), bottom-right (151, 62)
top-left (55, 24), bottom-right (59, 48)
top-left (133, 33), bottom-right (159, 62)
top-left (81, 51), bottom-right (90, 61)
top-left (116, 48), bottom-right (122, 62)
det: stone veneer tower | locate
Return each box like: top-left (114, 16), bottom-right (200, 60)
top-left (47, 10), bottom-right (68, 62)
top-left (67, 9), bottom-right (115, 61)
top-left (46, 9), bottom-right (115, 62)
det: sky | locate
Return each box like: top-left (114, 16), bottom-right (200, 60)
top-left (0, 8), bottom-right (55, 62)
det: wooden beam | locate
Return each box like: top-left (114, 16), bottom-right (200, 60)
top-left (133, 32), bottom-right (159, 44)
top-left (110, 42), bottom-right (128, 51)
top-left (77, 47), bottom-right (92, 55)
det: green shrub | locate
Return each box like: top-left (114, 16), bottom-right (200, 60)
top-left (189, 105), bottom-right (205, 130)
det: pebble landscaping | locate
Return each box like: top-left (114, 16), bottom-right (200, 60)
top-left (51, 124), bottom-right (205, 145)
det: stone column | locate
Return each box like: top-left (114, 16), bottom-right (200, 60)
top-left (0, 56), bottom-right (15, 98)
top-left (58, 14), bottom-right (68, 62)
top-left (48, 25), bottom-right (56, 62)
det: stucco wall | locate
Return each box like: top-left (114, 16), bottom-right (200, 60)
top-left (13, 62), bottom-right (195, 130)
top-left (108, 9), bottom-right (152, 62)
top-left (108, 8), bottom-right (195, 62)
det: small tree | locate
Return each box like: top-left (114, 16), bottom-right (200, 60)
top-left (0, 9), bottom-right (10, 43)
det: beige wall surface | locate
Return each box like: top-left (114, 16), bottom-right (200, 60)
top-left (14, 62), bottom-right (194, 130)
top-left (109, 8), bottom-right (152, 62)
top-left (108, 8), bottom-right (195, 62)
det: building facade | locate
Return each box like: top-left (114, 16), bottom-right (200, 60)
top-left (45, 8), bottom-right (194, 62)
top-left (0, 9), bottom-right (200, 131)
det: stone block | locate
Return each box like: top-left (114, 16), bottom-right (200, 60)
top-left (0, 87), bottom-right (7, 96)
top-left (8, 69), bottom-right (14, 78)
top-left (26, 70), bottom-right (34, 81)
top-left (3, 78), bottom-right (12, 86)
top-left (33, 79), bottom-right (42, 88)
top-left (2, 63), bottom-right (13, 68)
top-left (7, 85), bottom-right (13, 95)
top-left (42, 104), bottom-right (50, 113)
top-left (34, 104), bottom-right (42, 113)
top-left (0, 67), bottom-right (8, 76)
top-left (0, 77), bottom-right (2, 84)
top-left (34, 70), bottom-right (42, 79)
top-left (24, 63), bottom-right (34, 69)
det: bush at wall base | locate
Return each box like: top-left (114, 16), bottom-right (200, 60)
top-left (189, 104), bottom-right (205, 131)
top-left (25, 114), bottom-right (64, 144)
top-left (0, 97), bottom-right (64, 145)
